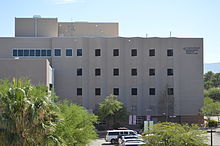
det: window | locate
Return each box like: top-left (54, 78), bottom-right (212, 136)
top-left (149, 49), bottom-right (155, 56)
top-left (77, 68), bottom-right (82, 76)
top-left (131, 68), bottom-right (137, 76)
top-left (113, 49), bottom-right (119, 56)
top-left (131, 88), bottom-right (138, 95)
top-left (167, 69), bottom-right (173, 76)
top-left (167, 49), bottom-right (173, 56)
top-left (55, 49), bottom-right (61, 56)
top-left (77, 88), bottom-right (82, 96)
top-left (95, 68), bottom-right (101, 76)
top-left (113, 68), bottom-right (119, 76)
top-left (30, 50), bottom-right (35, 56)
top-left (149, 68), bottom-right (155, 76)
top-left (95, 49), bottom-right (101, 56)
top-left (13, 50), bottom-right (18, 56)
top-left (131, 49), bottom-right (137, 56)
top-left (168, 88), bottom-right (174, 95)
top-left (77, 49), bottom-right (82, 56)
top-left (47, 50), bottom-right (51, 56)
top-left (18, 50), bottom-right (23, 56)
top-left (41, 50), bottom-right (46, 56)
top-left (66, 49), bottom-right (72, 56)
top-left (36, 50), bottom-right (41, 56)
top-left (149, 88), bottom-right (155, 95)
top-left (113, 88), bottom-right (119, 95)
top-left (24, 50), bottom-right (29, 56)
top-left (95, 88), bottom-right (101, 96)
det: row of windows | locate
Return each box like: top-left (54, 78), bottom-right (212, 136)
top-left (76, 68), bottom-right (174, 76)
top-left (13, 49), bottom-right (52, 57)
top-left (13, 48), bottom-right (173, 57)
top-left (76, 88), bottom-right (174, 96)
top-left (57, 48), bottom-right (173, 57)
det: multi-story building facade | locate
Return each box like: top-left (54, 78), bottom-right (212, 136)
top-left (0, 17), bottom-right (204, 124)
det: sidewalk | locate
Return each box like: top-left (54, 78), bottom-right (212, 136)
top-left (205, 127), bottom-right (220, 146)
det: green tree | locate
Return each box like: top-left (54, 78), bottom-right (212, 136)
top-left (97, 94), bottom-right (128, 129)
top-left (204, 88), bottom-right (220, 101)
top-left (200, 97), bottom-right (220, 117)
top-left (0, 79), bottom-right (60, 146)
top-left (54, 101), bottom-right (97, 146)
top-left (204, 71), bottom-right (220, 90)
top-left (144, 122), bottom-right (208, 146)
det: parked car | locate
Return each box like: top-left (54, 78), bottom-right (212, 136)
top-left (121, 139), bottom-right (146, 146)
top-left (105, 129), bottom-right (141, 144)
top-left (119, 135), bottom-right (142, 144)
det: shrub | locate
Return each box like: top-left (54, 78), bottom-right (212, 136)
top-left (208, 120), bottom-right (218, 127)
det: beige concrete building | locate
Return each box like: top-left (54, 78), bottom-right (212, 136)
top-left (0, 17), bottom-right (204, 124)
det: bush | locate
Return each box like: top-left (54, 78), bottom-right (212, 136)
top-left (208, 120), bottom-right (218, 127)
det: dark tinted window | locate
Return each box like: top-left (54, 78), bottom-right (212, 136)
top-left (168, 88), bottom-right (174, 95)
top-left (113, 68), bottom-right (119, 76)
top-left (149, 88), bottom-right (155, 95)
top-left (77, 68), bottom-right (82, 76)
top-left (167, 69), bottom-right (173, 76)
top-left (113, 49), bottom-right (119, 56)
top-left (77, 49), bottom-right (82, 56)
top-left (47, 50), bottom-right (51, 56)
top-left (30, 50), bottom-right (35, 56)
top-left (24, 50), bottom-right (29, 56)
top-left (41, 50), bottom-right (46, 56)
top-left (36, 50), bottom-right (41, 56)
top-left (109, 132), bottom-right (119, 136)
top-left (149, 68), bottom-right (155, 76)
top-left (131, 88), bottom-right (137, 95)
top-left (95, 68), bottom-right (101, 76)
top-left (77, 88), bottom-right (82, 96)
top-left (95, 49), bottom-right (101, 56)
top-left (66, 49), bottom-right (72, 56)
top-left (124, 132), bottom-right (128, 135)
top-left (149, 49), bottom-right (155, 56)
top-left (18, 50), bottom-right (23, 56)
top-left (167, 49), bottom-right (173, 56)
top-left (131, 68), bottom-right (137, 76)
top-left (113, 88), bottom-right (119, 95)
top-left (131, 49), bottom-right (137, 56)
top-left (55, 49), bottom-right (61, 56)
top-left (13, 50), bottom-right (18, 56)
top-left (95, 88), bottom-right (101, 96)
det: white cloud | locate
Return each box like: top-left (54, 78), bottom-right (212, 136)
top-left (55, 0), bottom-right (84, 4)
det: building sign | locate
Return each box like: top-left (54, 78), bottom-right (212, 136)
top-left (183, 47), bottom-right (200, 54)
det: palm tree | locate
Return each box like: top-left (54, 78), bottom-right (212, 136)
top-left (0, 79), bottom-right (60, 146)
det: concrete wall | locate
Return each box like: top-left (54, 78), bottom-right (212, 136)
top-left (0, 37), bottom-right (203, 118)
top-left (0, 59), bottom-right (51, 87)
top-left (15, 18), bottom-right (58, 37)
top-left (58, 22), bottom-right (118, 37)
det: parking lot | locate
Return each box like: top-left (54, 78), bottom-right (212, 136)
top-left (89, 128), bottom-right (220, 146)
top-left (89, 138), bottom-right (115, 146)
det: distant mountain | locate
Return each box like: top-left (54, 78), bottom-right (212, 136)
top-left (204, 63), bottom-right (220, 73)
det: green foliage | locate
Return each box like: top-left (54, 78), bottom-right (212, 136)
top-left (144, 122), bottom-right (208, 146)
top-left (97, 94), bottom-right (128, 128)
top-left (0, 79), bottom-right (60, 146)
top-left (200, 97), bottom-right (220, 116)
top-left (204, 88), bottom-right (220, 101)
top-left (204, 71), bottom-right (220, 90)
top-left (54, 101), bottom-right (97, 146)
top-left (207, 120), bottom-right (218, 128)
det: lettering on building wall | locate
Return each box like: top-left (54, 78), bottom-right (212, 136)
top-left (183, 47), bottom-right (200, 54)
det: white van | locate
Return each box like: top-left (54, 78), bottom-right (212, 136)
top-left (105, 130), bottom-right (141, 144)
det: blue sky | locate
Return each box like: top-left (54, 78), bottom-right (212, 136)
top-left (0, 0), bottom-right (219, 63)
